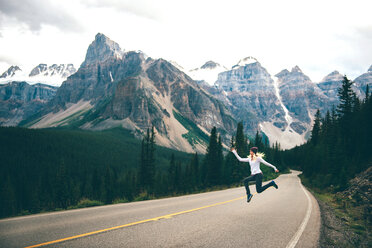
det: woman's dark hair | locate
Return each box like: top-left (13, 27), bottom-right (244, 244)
top-left (250, 147), bottom-right (258, 154)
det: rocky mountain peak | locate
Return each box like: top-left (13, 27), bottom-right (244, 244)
top-left (320, 70), bottom-right (343, 83)
top-left (0, 66), bottom-right (22, 78)
top-left (275, 69), bottom-right (290, 78)
top-left (29, 64), bottom-right (48, 76)
top-left (200, 61), bottom-right (220, 70)
top-left (81, 33), bottom-right (123, 67)
top-left (291, 65), bottom-right (302, 73)
top-left (29, 63), bottom-right (76, 79)
top-left (232, 56), bottom-right (258, 69)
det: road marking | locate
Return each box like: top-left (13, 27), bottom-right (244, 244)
top-left (24, 196), bottom-right (245, 248)
top-left (286, 180), bottom-right (313, 248)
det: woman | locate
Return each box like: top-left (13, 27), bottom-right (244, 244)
top-left (231, 147), bottom-right (279, 203)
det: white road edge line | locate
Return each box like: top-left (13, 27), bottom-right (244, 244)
top-left (286, 179), bottom-right (313, 248)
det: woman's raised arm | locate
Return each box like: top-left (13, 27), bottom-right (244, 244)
top-left (231, 149), bottom-right (249, 162)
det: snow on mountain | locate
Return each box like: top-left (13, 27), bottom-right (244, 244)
top-left (189, 61), bottom-right (228, 86)
top-left (232, 56), bottom-right (258, 69)
top-left (0, 66), bottom-right (22, 78)
top-left (169, 61), bottom-right (186, 73)
top-left (0, 64), bottom-right (77, 86)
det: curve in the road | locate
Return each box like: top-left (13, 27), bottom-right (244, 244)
top-left (21, 171), bottom-right (315, 248)
top-left (286, 178), bottom-right (312, 248)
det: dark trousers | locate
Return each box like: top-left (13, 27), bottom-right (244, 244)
top-left (243, 173), bottom-right (274, 195)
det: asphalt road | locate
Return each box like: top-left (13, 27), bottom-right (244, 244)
top-left (0, 170), bottom-right (320, 248)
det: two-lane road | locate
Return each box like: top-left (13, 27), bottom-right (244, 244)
top-left (0, 170), bottom-right (320, 248)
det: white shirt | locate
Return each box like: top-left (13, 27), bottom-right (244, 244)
top-left (232, 150), bottom-right (277, 175)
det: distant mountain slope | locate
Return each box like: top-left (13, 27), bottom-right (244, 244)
top-left (0, 82), bottom-right (57, 126)
top-left (0, 64), bottom-right (76, 87)
top-left (22, 33), bottom-right (236, 153)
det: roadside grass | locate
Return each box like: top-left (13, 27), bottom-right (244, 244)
top-left (299, 174), bottom-right (371, 247)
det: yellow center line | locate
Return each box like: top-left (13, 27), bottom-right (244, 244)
top-left (24, 195), bottom-right (246, 248)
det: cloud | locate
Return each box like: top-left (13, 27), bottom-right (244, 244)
top-left (0, 0), bottom-right (83, 32)
top-left (0, 54), bottom-right (20, 66)
top-left (79, 0), bottom-right (162, 21)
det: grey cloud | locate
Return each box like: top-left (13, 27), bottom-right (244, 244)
top-left (0, 0), bottom-right (83, 32)
top-left (0, 54), bottom-right (21, 66)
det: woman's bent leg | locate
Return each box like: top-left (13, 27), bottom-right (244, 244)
top-left (243, 175), bottom-right (255, 195)
top-left (255, 173), bottom-right (274, 193)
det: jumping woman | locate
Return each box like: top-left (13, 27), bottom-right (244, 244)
top-left (231, 147), bottom-right (279, 203)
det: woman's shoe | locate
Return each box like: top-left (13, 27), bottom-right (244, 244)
top-left (247, 194), bottom-right (253, 203)
top-left (272, 181), bottom-right (278, 189)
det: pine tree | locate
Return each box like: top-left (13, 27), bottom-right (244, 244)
top-left (175, 161), bottom-right (182, 192)
top-left (336, 76), bottom-right (356, 151)
top-left (104, 165), bottom-right (114, 204)
top-left (217, 135), bottom-right (224, 185)
top-left (139, 138), bottom-right (146, 188)
top-left (148, 126), bottom-right (156, 190)
top-left (337, 76), bottom-right (354, 119)
top-left (254, 130), bottom-right (264, 150)
top-left (235, 122), bottom-right (248, 156)
top-left (234, 122), bottom-right (249, 178)
top-left (55, 160), bottom-right (69, 208)
top-left (310, 109), bottom-right (321, 145)
top-left (204, 127), bottom-right (221, 186)
top-left (0, 176), bottom-right (16, 217)
top-left (364, 84), bottom-right (369, 103)
top-left (190, 153), bottom-right (199, 188)
top-left (139, 127), bottom-right (156, 192)
top-left (168, 153), bottom-right (176, 192)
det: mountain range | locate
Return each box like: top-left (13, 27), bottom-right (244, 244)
top-left (1, 33), bottom-right (371, 151)
top-left (0, 63), bottom-right (76, 86)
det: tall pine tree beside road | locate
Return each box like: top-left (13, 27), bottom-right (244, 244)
top-left (203, 127), bottom-right (222, 186)
top-left (139, 127), bottom-right (156, 192)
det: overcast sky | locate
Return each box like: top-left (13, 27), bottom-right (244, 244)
top-left (0, 0), bottom-right (371, 82)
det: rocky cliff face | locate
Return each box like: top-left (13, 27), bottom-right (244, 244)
top-left (204, 62), bottom-right (346, 149)
top-left (24, 33), bottom-right (236, 153)
top-left (0, 82), bottom-right (57, 126)
top-left (317, 71), bottom-right (344, 110)
top-left (353, 65), bottom-right (372, 98)
top-left (276, 66), bottom-right (329, 131)
top-left (214, 61), bottom-right (285, 136)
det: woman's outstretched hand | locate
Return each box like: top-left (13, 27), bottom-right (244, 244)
top-left (230, 147), bottom-right (236, 152)
top-left (275, 169), bottom-right (279, 173)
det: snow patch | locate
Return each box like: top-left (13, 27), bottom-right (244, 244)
top-left (189, 62), bottom-right (228, 86)
top-left (232, 56), bottom-right (258, 69)
top-left (109, 71), bottom-right (113, 82)
top-left (272, 75), bottom-right (293, 129)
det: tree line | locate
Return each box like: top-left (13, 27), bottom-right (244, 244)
top-left (282, 77), bottom-right (371, 190)
top-left (0, 121), bottom-right (288, 218)
top-left (139, 122), bottom-right (288, 200)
